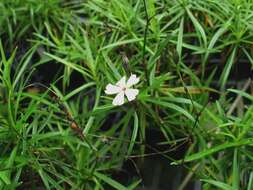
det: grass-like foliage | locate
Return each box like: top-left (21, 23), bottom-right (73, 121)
top-left (1, 0), bottom-right (253, 189)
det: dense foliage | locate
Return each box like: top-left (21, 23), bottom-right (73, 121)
top-left (0, 0), bottom-right (253, 189)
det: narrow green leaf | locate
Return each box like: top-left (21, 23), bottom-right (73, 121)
top-left (0, 146), bottom-right (17, 185)
top-left (145, 98), bottom-right (195, 122)
top-left (102, 52), bottom-right (121, 80)
top-left (44, 53), bottom-right (92, 78)
top-left (228, 89), bottom-right (253, 102)
top-left (219, 48), bottom-right (237, 89)
top-left (38, 169), bottom-right (50, 190)
top-left (147, 0), bottom-right (158, 33)
top-left (247, 172), bottom-right (253, 190)
top-left (176, 17), bottom-right (184, 58)
top-left (232, 149), bottom-right (239, 190)
top-left (128, 179), bottom-right (142, 190)
top-left (95, 172), bottom-right (128, 190)
top-left (63, 82), bottom-right (95, 101)
top-left (186, 8), bottom-right (207, 46)
top-left (92, 104), bottom-right (115, 115)
top-left (173, 138), bottom-right (253, 164)
top-left (201, 179), bottom-right (234, 190)
top-left (127, 112), bottom-right (139, 156)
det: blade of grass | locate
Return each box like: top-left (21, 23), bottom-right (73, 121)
top-left (201, 179), bottom-right (234, 190)
top-left (172, 138), bottom-right (253, 164)
top-left (219, 47), bottom-right (237, 89)
top-left (127, 111), bottom-right (139, 156)
top-left (232, 148), bottom-right (239, 190)
top-left (94, 172), bottom-right (128, 190)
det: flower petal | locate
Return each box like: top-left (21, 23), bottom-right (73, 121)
top-left (112, 91), bottom-right (125, 106)
top-left (125, 88), bottom-right (139, 101)
top-left (105, 84), bottom-right (121, 94)
top-left (116, 76), bottom-right (126, 88)
top-left (126, 74), bottom-right (139, 87)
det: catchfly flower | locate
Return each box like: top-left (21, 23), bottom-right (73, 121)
top-left (105, 74), bottom-right (139, 106)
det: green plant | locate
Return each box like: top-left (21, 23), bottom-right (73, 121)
top-left (1, 0), bottom-right (253, 189)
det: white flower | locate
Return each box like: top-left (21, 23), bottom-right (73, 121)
top-left (105, 74), bottom-right (140, 106)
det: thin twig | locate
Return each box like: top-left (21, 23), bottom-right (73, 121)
top-left (227, 78), bottom-right (251, 116)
